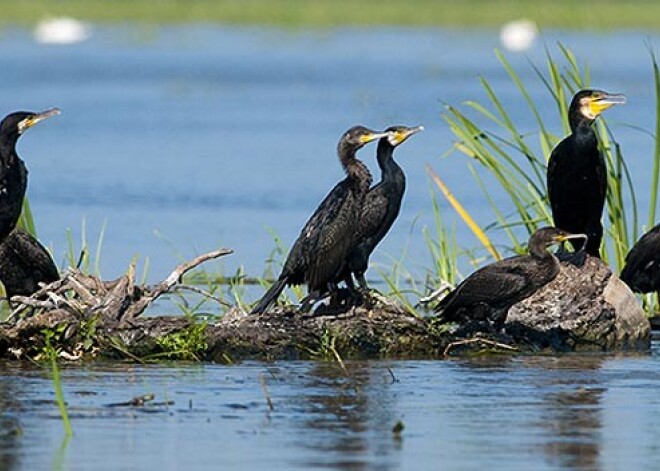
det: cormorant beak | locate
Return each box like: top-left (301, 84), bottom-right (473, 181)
top-left (555, 232), bottom-right (588, 242)
top-left (388, 125), bottom-right (424, 146)
top-left (589, 93), bottom-right (626, 117)
top-left (359, 131), bottom-right (389, 144)
top-left (17, 107), bottom-right (61, 135)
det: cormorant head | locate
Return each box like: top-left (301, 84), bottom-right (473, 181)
top-left (570, 89), bottom-right (626, 124)
top-left (385, 125), bottom-right (424, 147)
top-left (0, 108), bottom-right (61, 145)
top-left (529, 227), bottom-right (588, 253)
top-left (340, 126), bottom-right (388, 151)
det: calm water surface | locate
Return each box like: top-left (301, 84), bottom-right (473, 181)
top-left (0, 26), bottom-right (658, 310)
top-left (0, 342), bottom-right (657, 470)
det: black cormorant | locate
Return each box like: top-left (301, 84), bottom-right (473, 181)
top-left (344, 125), bottom-right (423, 290)
top-left (620, 224), bottom-right (660, 294)
top-left (0, 227), bottom-right (59, 301)
top-left (547, 89), bottom-right (625, 257)
top-left (0, 108), bottom-right (60, 242)
top-left (251, 126), bottom-right (387, 314)
top-left (435, 227), bottom-right (587, 331)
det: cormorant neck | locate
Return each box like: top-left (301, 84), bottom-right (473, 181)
top-left (337, 141), bottom-right (372, 191)
top-left (0, 137), bottom-right (19, 167)
top-left (529, 242), bottom-right (554, 261)
top-left (376, 139), bottom-right (403, 180)
top-left (569, 107), bottom-right (595, 134)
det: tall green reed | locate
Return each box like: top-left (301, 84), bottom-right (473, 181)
top-left (434, 45), bottom-right (660, 276)
top-left (43, 331), bottom-right (73, 436)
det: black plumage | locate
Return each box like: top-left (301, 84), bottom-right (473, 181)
top-left (0, 227), bottom-right (59, 300)
top-left (620, 224), bottom-right (660, 294)
top-left (436, 227), bottom-right (586, 330)
top-left (251, 126), bottom-right (386, 314)
top-left (344, 125), bottom-right (423, 290)
top-left (547, 89), bottom-right (625, 257)
top-left (0, 108), bottom-right (60, 301)
top-left (0, 109), bottom-right (60, 241)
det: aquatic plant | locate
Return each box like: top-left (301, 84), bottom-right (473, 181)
top-left (42, 328), bottom-right (73, 436)
top-left (154, 317), bottom-right (208, 361)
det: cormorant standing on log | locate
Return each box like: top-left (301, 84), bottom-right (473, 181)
top-left (251, 126), bottom-right (387, 314)
top-left (0, 227), bottom-right (59, 300)
top-left (0, 109), bottom-right (61, 301)
top-left (547, 89), bottom-right (625, 257)
top-left (0, 109), bottom-right (60, 241)
top-left (344, 125), bottom-right (423, 290)
top-left (435, 227), bottom-right (587, 331)
top-left (620, 224), bottom-right (660, 294)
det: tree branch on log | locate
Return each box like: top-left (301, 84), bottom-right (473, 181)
top-left (120, 249), bottom-right (233, 321)
top-left (5, 248), bottom-right (233, 325)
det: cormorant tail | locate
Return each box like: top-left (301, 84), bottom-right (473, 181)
top-left (251, 277), bottom-right (288, 314)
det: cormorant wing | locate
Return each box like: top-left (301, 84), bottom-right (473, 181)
top-left (356, 186), bottom-right (389, 242)
top-left (547, 138), bottom-right (570, 217)
top-left (285, 179), bottom-right (355, 289)
top-left (2, 228), bottom-right (59, 282)
top-left (623, 225), bottom-right (660, 277)
top-left (438, 259), bottom-right (530, 313)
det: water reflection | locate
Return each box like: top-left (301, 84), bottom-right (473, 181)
top-left (522, 356), bottom-right (605, 470)
top-left (292, 362), bottom-right (401, 470)
top-left (543, 385), bottom-right (605, 470)
top-left (0, 376), bottom-right (22, 470)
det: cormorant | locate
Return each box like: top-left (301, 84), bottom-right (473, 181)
top-left (620, 224), bottom-right (660, 294)
top-left (0, 108), bottom-right (60, 242)
top-left (343, 125), bottom-right (423, 290)
top-left (0, 227), bottom-right (59, 301)
top-left (251, 126), bottom-right (387, 314)
top-left (435, 227), bottom-right (587, 331)
top-left (547, 89), bottom-right (625, 257)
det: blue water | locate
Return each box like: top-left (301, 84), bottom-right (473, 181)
top-left (1, 24), bottom-right (660, 470)
top-left (1, 343), bottom-right (658, 470)
top-left (0, 26), bottom-right (658, 306)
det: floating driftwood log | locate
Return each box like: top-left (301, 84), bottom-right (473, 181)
top-left (0, 251), bottom-right (651, 361)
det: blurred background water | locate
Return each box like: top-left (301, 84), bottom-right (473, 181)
top-left (0, 25), bottom-right (657, 305)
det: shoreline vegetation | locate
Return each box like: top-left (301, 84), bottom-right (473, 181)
top-left (0, 0), bottom-right (659, 29)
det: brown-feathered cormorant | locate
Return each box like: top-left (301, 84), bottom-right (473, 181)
top-left (620, 224), bottom-right (660, 294)
top-left (251, 126), bottom-right (387, 314)
top-left (435, 227), bottom-right (587, 331)
top-left (343, 125), bottom-right (423, 290)
top-left (0, 108), bottom-right (60, 242)
top-left (0, 227), bottom-right (59, 301)
top-left (547, 89), bottom-right (625, 257)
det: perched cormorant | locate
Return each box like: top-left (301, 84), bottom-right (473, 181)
top-left (435, 227), bottom-right (587, 331)
top-left (0, 227), bottom-right (59, 301)
top-left (547, 89), bottom-right (625, 257)
top-left (0, 108), bottom-right (60, 242)
top-left (620, 224), bottom-right (660, 294)
top-left (251, 126), bottom-right (387, 314)
top-left (0, 109), bottom-right (60, 301)
top-left (343, 125), bottom-right (423, 290)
